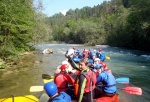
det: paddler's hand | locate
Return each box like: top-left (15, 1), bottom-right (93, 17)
top-left (65, 54), bottom-right (72, 60)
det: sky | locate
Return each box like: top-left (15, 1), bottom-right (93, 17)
top-left (41, 0), bottom-right (105, 17)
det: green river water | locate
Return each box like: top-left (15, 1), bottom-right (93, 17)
top-left (0, 44), bottom-right (150, 102)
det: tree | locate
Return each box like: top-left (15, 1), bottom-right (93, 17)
top-left (0, 0), bottom-right (36, 58)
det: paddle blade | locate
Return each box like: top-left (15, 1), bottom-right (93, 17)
top-left (106, 56), bottom-right (110, 60)
top-left (116, 77), bottom-right (129, 84)
top-left (43, 79), bottom-right (54, 84)
top-left (42, 74), bottom-right (54, 79)
top-left (30, 86), bottom-right (43, 92)
top-left (122, 87), bottom-right (142, 95)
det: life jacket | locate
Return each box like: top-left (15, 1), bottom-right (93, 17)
top-left (54, 72), bottom-right (68, 92)
top-left (99, 52), bottom-right (106, 61)
top-left (74, 70), bottom-right (97, 95)
top-left (83, 70), bottom-right (97, 93)
top-left (82, 51), bottom-right (89, 58)
top-left (49, 92), bottom-right (71, 102)
top-left (76, 70), bottom-right (81, 75)
top-left (97, 71), bottom-right (116, 93)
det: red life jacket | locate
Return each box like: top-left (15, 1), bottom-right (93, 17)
top-left (81, 70), bottom-right (97, 93)
top-left (54, 72), bottom-right (68, 92)
top-left (74, 70), bottom-right (96, 95)
top-left (83, 51), bottom-right (89, 58)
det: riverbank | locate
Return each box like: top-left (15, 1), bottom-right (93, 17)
top-left (0, 58), bottom-right (5, 69)
top-left (0, 51), bottom-right (39, 70)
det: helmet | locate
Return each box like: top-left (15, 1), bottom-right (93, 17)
top-left (60, 64), bottom-right (68, 70)
top-left (94, 64), bottom-right (102, 69)
top-left (94, 58), bottom-right (100, 62)
top-left (65, 49), bottom-right (75, 58)
top-left (85, 49), bottom-right (88, 51)
top-left (99, 48), bottom-right (102, 51)
top-left (100, 62), bottom-right (107, 69)
top-left (44, 82), bottom-right (58, 97)
top-left (61, 60), bottom-right (69, 65)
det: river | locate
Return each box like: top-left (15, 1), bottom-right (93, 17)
top-left (0, 44), bottom-right (150, 102)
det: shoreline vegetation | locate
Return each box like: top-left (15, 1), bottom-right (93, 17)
top-left (0, 51), bottom-right (39, 69)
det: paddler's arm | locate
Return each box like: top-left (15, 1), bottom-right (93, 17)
top-left (96, 73), bottom-right (106, 85)
top-left (68, 59), bottom-right (80, 71)
top-left (78, 74), bottom-right (87, 102)
top-left (65, 74), bottom-right (75, 86)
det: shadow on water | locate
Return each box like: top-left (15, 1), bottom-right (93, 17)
top-left (0, 44), bottom-right (150, 102)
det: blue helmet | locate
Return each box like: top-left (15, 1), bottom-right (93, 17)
top-left (44, 82), bottom-right (58, 97)
top-left (94, 64), bottom-right (102, 69)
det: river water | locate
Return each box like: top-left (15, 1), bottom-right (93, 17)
top-left (0, 44), bottom-right (150, 102)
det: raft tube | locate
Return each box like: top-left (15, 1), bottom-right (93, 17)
top-left (72, 58), bottom-right (93, 63)
top-left (94, 94), bottom-right (119, 102)
top-left (0, 95), bottom-right (38, 102)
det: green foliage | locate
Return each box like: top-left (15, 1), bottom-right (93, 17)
top-left (122, 0), bottom-right (150, 51)
top-left (31, 13), bottom-right (53, 44)
top-left (0, 58), bottom-right (5, 69)
top-left (0, 0), bottom-right (148, 52)
top-left (0, 0), bottom-right (36, 58)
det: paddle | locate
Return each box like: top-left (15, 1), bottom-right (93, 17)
top-left (120, 87), bottom-right (142, 95)
top-left (43, 79), bottom-right (54, 84)
top-left (116, 77), bottom-right (129, 84)
top-left (30, 86), bottom-right (44, 92)
top-left (106, 56), bottom-right (110, 60)
top-left (42, 74), bottom-right (54, 79)
top-left (30, 85), bottom-right (142, 96)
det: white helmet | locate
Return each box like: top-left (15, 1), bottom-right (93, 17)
top-left (65, 49), bottom-right (75, 58)
top-left (62, 60), bottom-right (69, 65)
top-left (94, 58), bottom-right (100, 61)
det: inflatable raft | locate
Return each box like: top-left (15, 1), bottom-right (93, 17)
top-left (0, 95), bottom-right (38, 102)
top-left (72, 57), bottom-right (93, 63)
top-left (42, 76), bottom-right (119, 102)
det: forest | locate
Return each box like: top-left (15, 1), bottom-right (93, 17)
top-left (47, 0), bottom-right (150, 51)
top-left (0, 0), bottom-right (150, 68)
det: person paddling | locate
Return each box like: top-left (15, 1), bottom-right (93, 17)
top-left (96, 48), bottom-right (106, 62)
top-left (94, 64), bottom-right (117, 98)
top-left (54, 64), bottom-right (75, 94)
top-left (44, 82), bottom-right (71, 102)
top-left (100, 61), bottom-right (112, 74)
top-left (94, 58), bottom-right (112, 73)
top-left (67, 57), bottom-right (97, 102)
